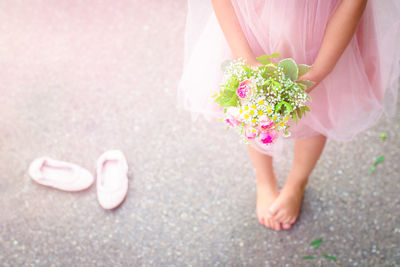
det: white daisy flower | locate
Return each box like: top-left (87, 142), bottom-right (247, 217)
top-left (271, 113), bottom-right (280, 122)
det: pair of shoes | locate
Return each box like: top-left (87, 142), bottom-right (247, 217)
top-left (28, 150), bottom-right (128, 210)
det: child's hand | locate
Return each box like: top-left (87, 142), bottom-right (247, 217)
top-left (297, 65), bottom-right (328, 93)
top-left (247, 59), bottom-right (263, 68)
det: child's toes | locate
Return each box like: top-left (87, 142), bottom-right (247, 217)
top-left (269, 219), bottom-right (277, 230)
top-left (271, 220), bottom-right (281, 231)
top-left (274, 210), bottom-right (287, 222)
top-left (270, 220), bottom-right (278, 230)
top-left (282, 223), bottom-right (291, 230)
top-left (290, 216), bottom-right (297, 224)
top-left (268, 202), bottom-right (279, 217)
top-left (265, 218), bottom-right (272, 228)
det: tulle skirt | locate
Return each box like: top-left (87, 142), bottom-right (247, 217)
top-left (178, 0), bottom-right (400, 155)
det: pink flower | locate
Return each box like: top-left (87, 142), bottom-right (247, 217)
top-left (245, 127), bottom-right (257, 140)
top-left (225, 115), bottom-right (240, 127)
top-left (236, 80), bottom-right (255, 99)
top-left (258, 118), bottom-right (274, 132)
top-left (260, 130), bottom-right (278, 144)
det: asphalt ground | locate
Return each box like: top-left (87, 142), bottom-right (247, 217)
top-left (0, 1), bottom-right (399, 266)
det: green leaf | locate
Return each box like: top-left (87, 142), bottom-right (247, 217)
top-left (298, 64), bottom-right (312, 77)
top-left (256, 54), bottom-right (271, 65)
top-left (265, 63), bottom-right (277, 70)
top-left (222, 89), bottom-right (235, 98)
top-left (263, 77), bottom-right (273, 88)
top-left (310, 237), bottom-right (323, 248)
top-left (270, 52), bottom-right (281, 59)
top-left (292, 111), bottom-right (298, 122)
top-left (296, 107), bottom-right (302, 119)
top-left (283, 101), bottom-right (293, 113)
top-left (297, 82), bottom-right (307, 91)
top-left (303, 256), bottom-right (316, 260)
top-left (228, 96), bottom-right (239, 106)
top-left (216, 88), bottom-right (240, 107)
top-left (275, 102), bottom-right (284, 113)
top-left (224, 86), bottom-right (236, 92)
top-left (272, 80), bottom-right (281, 89)
top-left (224, 76), bottom-right (239, 91)
top-left (297, 80), bottom-right (315, 90)
top-left (373, 156), bottom-right (385, 167)
top-left (243, 65), bottom-right (253, 74)
top-left (370, 166), bottom-right (375, 174)
top-left (380, 132), bottom-right (387, 141)
top-left (322, 254), bottom-right (337, 262)
top-left (298, 106), bottom-right (309, 118)
top-left (278, 58), bottom-right (299, 80)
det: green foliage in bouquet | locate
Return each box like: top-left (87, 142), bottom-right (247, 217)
top-left (213, 53), bottom-right (314, 124)
top-left (213, 72), bottom-right (240, 108)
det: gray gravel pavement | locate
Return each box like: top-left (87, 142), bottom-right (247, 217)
top-left (1, 1), bottom-right (399, 266)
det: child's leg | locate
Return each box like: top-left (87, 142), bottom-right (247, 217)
top-left (268, 134), bottom-right (327, 229)
top-left (248, 145), bottom-right (281, 231)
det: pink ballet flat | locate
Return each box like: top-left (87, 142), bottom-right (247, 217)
top-left (28, 157), bottom-right (94, 191)
top-left (96, 150), bottom-right (128, 210)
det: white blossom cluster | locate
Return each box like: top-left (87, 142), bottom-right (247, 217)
top-left (217, 58), bottom-right (311, 145)
top-left (222, 59), bottom-right (249, 83)
top-left (262, 66), bottom-right (308, 113)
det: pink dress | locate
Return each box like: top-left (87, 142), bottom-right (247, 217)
top-left (178, 0), bottom-right (400, 155)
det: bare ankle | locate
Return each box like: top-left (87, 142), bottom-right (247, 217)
top-left (256, 171), bottom-right (277, 184)
top-left (285, 173), bottom-right (308, 190)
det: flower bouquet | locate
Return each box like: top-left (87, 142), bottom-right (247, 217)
top-left (213, 53), bottom-right (314, 146)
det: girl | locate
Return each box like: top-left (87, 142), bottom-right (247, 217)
top-left (178, 0), bottom-right (400, 231)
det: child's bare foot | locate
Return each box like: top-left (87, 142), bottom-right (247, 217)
top-left (256, 175), bottom-right (281, 231)
top-left (267, 177), bottom-right (307, 229)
